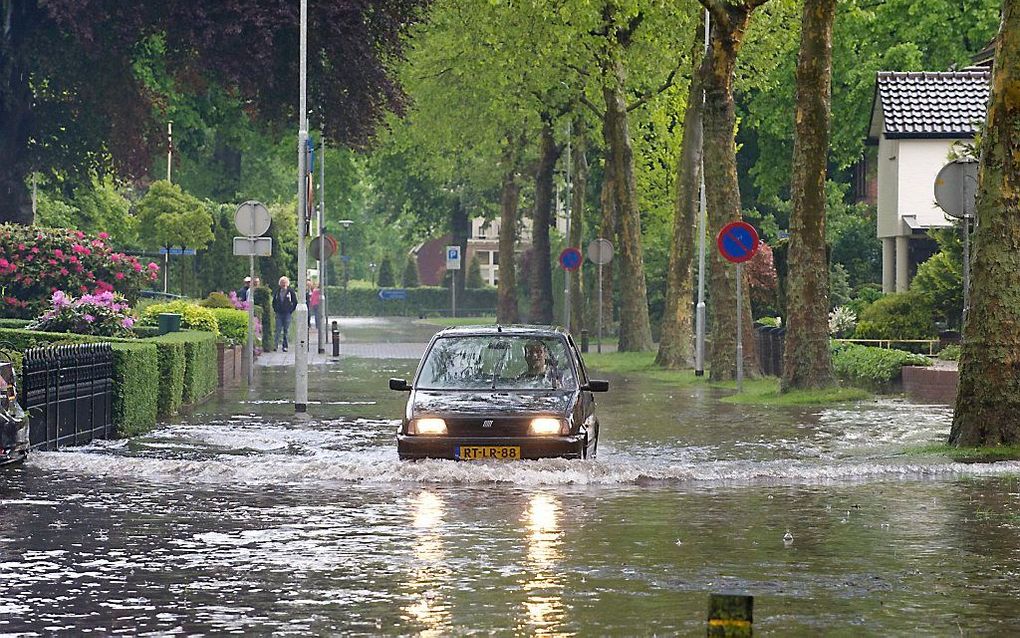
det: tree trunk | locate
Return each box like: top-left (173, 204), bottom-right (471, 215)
top-left (603, 58), bottom-right (654, 352)
top-left (569, 122), bottom-right (588, 336)
top-left (781, 0), bottom-right (836, 391)
top-left (529, 118), bottom-right (559, 324)
top-left (700, 1), bottom-right (765, 380)
top-left (0, 44), bottom-right (34, 225)
top-left (950, 0), bottom-right (1020, 446)
top-left (598, 150), bottom-right (617, 335)
top-left (497, 167), bottom-right (521, 324)
top-left (656, 17), bottom-right (706, 369)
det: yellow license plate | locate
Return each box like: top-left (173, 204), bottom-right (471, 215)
top-left (458, 446), bottom-right (521, 460)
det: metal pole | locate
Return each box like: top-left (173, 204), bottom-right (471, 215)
top-left (694, 7), bottom-right (710, 377)
top-left (167, 121), bottom-right (173, 183)
top-left (564, 121), bottom-right (572, 330)
top-left (247, 253), bottom-right (255, 386)
top-left (597, 261), bottom-right (603, 354)
top-left (163, 249), bottom-right (169, 294)
top-left (295, 0), bottom-right (309, 413)
top-left (452, 270), bottom-right (457, 318)
top-left (318, 137), bottom-right (327, 353)
top-left (736, 262), bottom-right (744, 393)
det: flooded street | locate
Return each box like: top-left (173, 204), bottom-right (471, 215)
top-left (3, 319), bottom-right (1020, 636)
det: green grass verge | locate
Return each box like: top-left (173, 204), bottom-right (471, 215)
top-left (904, 443), bottom-right (1020, 462)
top-left (417, 316), bottom-right (497, 327)
top-left (583, 351), bottom-right (872, 406)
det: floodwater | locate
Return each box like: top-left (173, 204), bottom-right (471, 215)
top-left (2, 319), bottom-right (1020, 636)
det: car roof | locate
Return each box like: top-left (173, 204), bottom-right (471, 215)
top-left (433, 324), bottom-right (569, 338)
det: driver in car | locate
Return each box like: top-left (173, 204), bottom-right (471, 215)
top-left (519, 340), bottom-right (562, 388)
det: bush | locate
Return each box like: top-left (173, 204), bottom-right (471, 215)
top-left (29, 290), bottom-right (136, 338)
top-left (911, 251), bottom-right (963, 329)
top-left (325, 286), bottom-right (497, 316)
top-left (146, 331), bottom-right (218, 404)
top-left (208, 308), bottom-right (248, 345)
top-left (402, 255), bottom-right (420, 287)
top-left (110, 342), bottom-right (159, 437)
top-left (376, 256), bottom-right (396, 287)
top-left (938, 344), bottom-right (961, 361)
top-left (828, 306), bottom-right (857, 338)
top-left (0, 223), bottom-right (160, 318)
top-left (853, 292), bottom-right (936, 340)
top-left (0, 319), bottom-right (31, 329)
top-left (199, 291), bottom-right (235, 308)
top-left (831, 341), bottom-right (930, 391)
top-left (147, 338), bottom-right (186, 418)
top-left (140, 300), bottom-right (219, 334)
top-left (253, 286), bottom-right (274, 351)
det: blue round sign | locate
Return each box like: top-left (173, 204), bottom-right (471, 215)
top-left (716, 221), bottom-right (760, 264)
top-left (559, 247), bottom-right (583, 271)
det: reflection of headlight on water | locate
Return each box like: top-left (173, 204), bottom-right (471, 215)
top-left (404, 490), bottom-right (451, 634)
top-left (413, 490), bottom-right (445, 529)
top-left (522, 493), bottom-right (565, 632)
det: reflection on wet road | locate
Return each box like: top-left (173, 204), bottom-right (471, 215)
top-left (2, 319), bottom-right (1019, 635)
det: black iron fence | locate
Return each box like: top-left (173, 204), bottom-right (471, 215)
top-left (20, 343), bottom-right (115, 450)
top-left (756, 325), bottom-right (786, 377)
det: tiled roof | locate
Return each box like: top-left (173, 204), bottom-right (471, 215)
top-left (873, 71), bottom-right (989, 139)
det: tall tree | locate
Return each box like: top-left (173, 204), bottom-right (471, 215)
top-left (698, 0), bottom-right (771, 380)
top-left (529, 116), bottom-right (563, 324)
top-left (498, 160), bottom-right (522, 323)
top-left (950, 0), bottom-right (1020, 446)
top-left (781, 0), bottom-right (836, 391)
top-left (657, 17), bottom-right (706, 369)
top-left (1, 0), bottom-right (424, 224)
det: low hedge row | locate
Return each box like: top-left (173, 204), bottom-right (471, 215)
top-left (325, 285), bottom-right (497, 316)
top-left (831, 341), bottom-right (931, 391)
top-left (0, 327), bottom-right (218, 436)
top-left (208, 307), bottom-right (248, 345)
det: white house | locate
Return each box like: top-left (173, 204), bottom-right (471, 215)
top-left (867, 70), bottom-right (989, 292)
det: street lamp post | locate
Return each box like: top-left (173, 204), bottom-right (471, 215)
top-left (295, 0), bottom-right (309, 413)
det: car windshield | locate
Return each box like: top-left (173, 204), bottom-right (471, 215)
top-left (416, 335), bottom-right (577, 390)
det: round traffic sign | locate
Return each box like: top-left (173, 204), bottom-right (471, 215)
top-left (559, 247), bottom-right (582, 271)
top-left (934, 159), bottom-right (978, 219)
top-left (716, 221), bottom-right (760, 264)
top-left (587, 238), bottom-right (614, 265)
top-left (310, 234), bottom-right (338, 260)
top-left (234, 201), bottom-right (271, 237)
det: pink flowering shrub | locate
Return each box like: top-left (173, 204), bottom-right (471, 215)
top-left (0, 224), bottom-right (159, 318)
top-left (28, 290), bottom-right (136, 338)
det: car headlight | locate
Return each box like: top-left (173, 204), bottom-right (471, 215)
top-left (529, 417), bottom-right (567, 436)
top-left (409, 418), bottom-right (447, 435)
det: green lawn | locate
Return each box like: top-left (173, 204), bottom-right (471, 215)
top-left (904, 443), bottom-right (1020, 462)
top-left (582, 351), bottom-right (872, 406)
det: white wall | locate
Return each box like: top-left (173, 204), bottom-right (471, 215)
top-left (877, 134), bottom-right (900, 238)
top-left (896, 138), bottom-right (960, 230)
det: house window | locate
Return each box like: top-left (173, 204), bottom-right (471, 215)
top-left (492, 251), bottom-right (499, 265)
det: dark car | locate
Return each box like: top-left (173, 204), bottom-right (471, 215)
top-left (390, 325), bottom-right (608, 460)
top-left (0, 360), bottom-right (29, 466)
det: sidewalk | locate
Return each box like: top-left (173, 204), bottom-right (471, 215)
top-left (256, 322), bottom-right (427, 367)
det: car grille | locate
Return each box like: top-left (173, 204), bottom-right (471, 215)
top-left (443, 417), bottom-right (534, 437)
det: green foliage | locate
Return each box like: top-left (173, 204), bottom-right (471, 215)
top-left (200, 291), bottom-right (235, 308)
top-left (148, 338), bottom-right (185, 417)
top-left (829, 263), bottom-right (852, 309)
top-left (831, 341), bottom-right (931, 391)
top-left (34, 176), bottom-right (138, 247)
top-left (402, 254), bottom-right (421, 287)
top-left (0, 223), bottom-right (159, 318)
top-left (847, 283), bottom-right (883, 317)
top-left (0, 328), bottom-right (107, 352)
top-left (0, 319), bottom-right (31, 329)
top-left (135, 180), bottom-right (215, 251)
top-left (253, 286), bottom-right (274, 350)
top-left (854, 292), bottom-right (936, 339)
top-left (938, 344), bottom-right (961, 361)
top-left (207, 308), bottom-right (248, 345)
top-left (110, 342), bottom-right (159, 437)
top-left (911, 251), bottom-right (963, 329)
top-left (376, 256), bottom-right (396, 287)
top-left (189, 205), bottom-right (252, 298)
top-left (327, 286), bottom-right (496, 316)
top-left (29, 291), bottom-right (135, 338)
top-left (756, 316), bottom-right (782, 328)
top-left (148, 331), bottom-right (218, 404)
top-left (466, 254), bottom-right (484, 289)
top-left (140, 301), bottom-right (220, 334)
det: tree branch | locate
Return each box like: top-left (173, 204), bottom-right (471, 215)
top-left (579, 94), bottom-right (605, 119)
top-left (626, 60), bottom-right (682, 112)
top-left (696, 0), bottom-right (729, 27)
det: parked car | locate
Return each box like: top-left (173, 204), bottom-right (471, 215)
top-left (390, 325), bottom-right (608, 460)
top-left (0, 358), bottom-right (29, 465)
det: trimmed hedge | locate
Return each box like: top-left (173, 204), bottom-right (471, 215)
top-left (0, 318), bottom-right (31, 329)
top-left (110, 342), bottom-right (159, 437)
top-left (147, 337), bottom-right (186, 418)
top-left (325, 285), bottom-right (497, 316)
top-left (140, 300), bottom-right (219, 333)
top-left (831, 341), bottom-right (931, 391)
top-left (151, 331), bottom-right (218, 404)
top-left (253, 286), bottom-right (274, 351)
top-left (208, 308), bottom-right (248, 345)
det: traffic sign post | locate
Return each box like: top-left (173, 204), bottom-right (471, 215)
top-left (587, 239), bottom-right (614, 353)
top-left (234, 201), bottom-right (272, 388)
top-left (934, 159), bottom-right (978, 327)
top-left (446, 245), bottom-right (461, 318)
top-left (717, 221), bottom-right (760, 392)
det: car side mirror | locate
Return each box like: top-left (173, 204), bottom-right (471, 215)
top-left (584, 380), bottom-right (609, 393)
top-left (389, 378), bottom-right (411, 391)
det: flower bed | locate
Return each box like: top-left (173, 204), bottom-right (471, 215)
top-left (29, 290), bottom-right (136, 337)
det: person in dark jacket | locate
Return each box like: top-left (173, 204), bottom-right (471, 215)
top-left (272, 276), bottom-right (298, 351)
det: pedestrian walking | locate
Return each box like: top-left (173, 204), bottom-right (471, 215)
top-left (238, 276), bottom-right (251, 302)
top-left (308, 280), bottom-right (321, 329)
top-left (272, 276), bottom-right (298, 351)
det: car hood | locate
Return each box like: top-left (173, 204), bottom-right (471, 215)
top-left (411, 390), bottom-right (575, 418)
